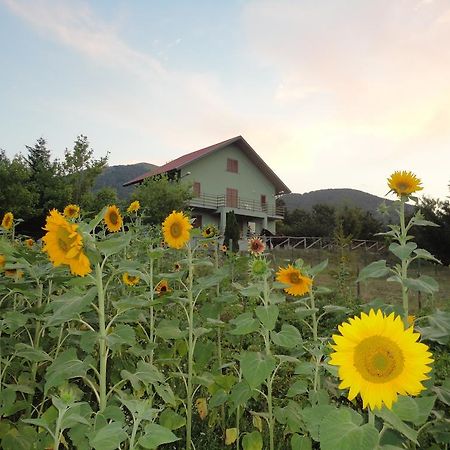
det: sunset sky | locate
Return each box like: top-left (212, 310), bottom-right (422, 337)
top-left (1, 0), bottom-right (449, 200)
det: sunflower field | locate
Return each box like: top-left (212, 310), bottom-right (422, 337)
top-left (0, 173), bottom-right (449, 450)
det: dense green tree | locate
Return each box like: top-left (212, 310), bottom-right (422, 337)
top-left (223, 210), bottom-right (240, 252)
top-left (0, 151), bottom-right (36, 219)
top-left (132, 175), bottom-right (192, 225)
top-left (83, 187), bottom-right (119, 214)
top-left (63, 135), bottom-right (108, 206)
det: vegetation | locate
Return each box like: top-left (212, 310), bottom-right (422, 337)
top-left (0, 171), bottom-right (448, 450)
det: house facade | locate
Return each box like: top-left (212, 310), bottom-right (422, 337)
top-left (123, 136), bottom-right (290, 236)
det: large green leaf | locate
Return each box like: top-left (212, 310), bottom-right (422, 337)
top-left (389, 242), bottom-right (417, 260)
top-left (105, 324), bottom-right (136, 351)
top-left (390, 395), bottom-right (436, 426)
top-left (239, 352), bottom-right (276, 389)
top-left (375, 407), bottom-right (418, 443)
top-left (138, 423), bottom-right (180, 449)
top-left (44, 349), bottom-right (90, 392)
top-left (320, 408), bottom-right (379, 450)
top-left (301, 405), bottom-right (337, 441)
top-left (89, 422), bottom-right (127, 450)
top-left (155, 319), bottom-right (187, 340)
top-left (255, 305), bottom-right (279, 331)
top-left (357, 260), bottom-right (390, 282)
top-left (159, 408), bottom-right (186, 430)
top-left (291, 434), bottom-right (312, 450)
top-left (96, 233), bottom-right (131, 257)
top-left (229, 312), bottom-right (260, 335)
top-left (271, 324), bottom-right (302, 348)
top-left (403, 275), bottom-right (439, 294)
top-left (15, 343), bottom-right (51, 363)
top-left (242, 431), bottom-right (263, 450)
top-left (120, 361), bottom-right (165, 391)
top-left (46, 287), bottom-right (96, 326)
top-left (419, 310), bottom-right (450, 344)
top-left (1, 425), bottom-right (37, 450)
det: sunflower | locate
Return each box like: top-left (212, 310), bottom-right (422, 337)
top-left (220, 244), bottom-right (227, 253)
top-left (63, 204), bottom-right (80, 219)
top-left (1, 212), bottom-right (14, 230)
top-left (276, 265), bottom-right (312, 296)
top-left (248, 237), bottom-right (266, 255)
top-left (5, 269), bottom-right (24, 279)
top-left (173, 262), bottom-right (182, 271)
top-left (162, 211), bottom-right (192, 249)
top-left (122, 272), bottom-right (140, 286)
top-left (42, 209), bottom-right (91, 277)
top-left (25, 238), bottom-right (34, 248)
top-left (127, 200), bottom-right (140, 213)
top-left (155, 279), bottom-right (171, 295)
top-left (329, 309), bottom-right (433, 410)
top-left (202, 225), bottom-right (217, 238)
top-left (387, 171), bottom-right (423, 197)
top-left (0, 254), bottom-right (5, 270)
top-left (249, 258), bottom-right (269, 277)
top-left (104, 205), bottom-right (123, 232)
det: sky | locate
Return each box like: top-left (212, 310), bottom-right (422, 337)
top-left (1, 0), bottom-right (449, 200)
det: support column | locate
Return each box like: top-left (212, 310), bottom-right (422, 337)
top-left (219, 209), bottom-right (227, 233)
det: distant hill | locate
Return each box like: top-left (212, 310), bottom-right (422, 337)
top-left (94, 163), bottom-right (157, 199)
top-left (281, 188), bottom-right (415, 219)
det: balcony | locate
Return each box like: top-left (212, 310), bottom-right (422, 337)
top-left (189, 193), bottom-right (285, 218)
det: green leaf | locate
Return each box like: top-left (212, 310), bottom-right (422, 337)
top-left (96, 233), bottom-right (131, 257)
top-left (287, 380), bottom-right (308, 397)
top-left (44, 349), bottom-right (90, 392)
top-left (404, 275), bottom-right (439, 294)
top-left (295, 307), bottom-right (318, 320)
top-left (271, 324), bottom-right (302, 348)
top-left (89, 422), bottom-right (127, 450)
top-left (2, 311), bottom-right (28, 334)
top-left (419, 310), bottom-right (450, 344)
top-left (209, 389), bottom-right (228, 408)
top-left (309, 259), bottom-right (328, 277)
top-left (410, 217), bottom-right (439, 227)
top-left (240, 352), bottom-right (276, 390)
top-left (106, 324), bottom-right (136, 351)
top-left (229, 381), bottom-right (253, 409)
top-left (46, 287), bottom-right (97, 326)
top-left (120, 398), bottom-right (158, 422)
top-left (357, 260), bottom-right (390, 282)
top-left (242, 431), bottom-right (263, 450)
top-left (291, 434), bottom-right (312, 450)
top-left (320, 408), bottom-right (379, 450)
top-left (255, 305), bottom-right (279, 331)
top-left (375, 407), bottom-right (418, 443)
top-left (322, 305), bottom-right (350, 314)
top-left (1, 425), bottom-right (37, 450)
top-left (154, 384), bottom-right (177, 407)
top-left (159, 408), bottom-right (186, 431)
top-left (155, 319), bottom-right (188, 340)
top-left (120, 361), bottom-right (165, 391)
top-left (433, 378), bottom-right (450, 406)
top-left (138, 423), bottom-right (180, 449)
top-left (15, 343), bottom-right (51, 362)
top-left (301, 405), bottom-right (337, 441)
top-left (229, 312), bottom-right (260, 335)
top-left (413, 248), bottom-right (441, 264)
top-left (389, 242), bottom-right (417, 260)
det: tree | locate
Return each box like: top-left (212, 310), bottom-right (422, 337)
top-left (63, 135), bottom-right (108, 206)
top-left (25, 138), bottom-right (70, 215)
top-left (132, 175), bottom-right (192, 225)
top-left (83, 187), bottom-right (119, 214)
top-left (0, 150), bottom-right (36, 219)
top-left (223, 210), bottom-right (240, 252)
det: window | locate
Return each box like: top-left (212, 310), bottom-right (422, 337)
top-left (192, 214), bottom-right (202, 228)
top-left (227, 158), bottom-right (238, 173)
top-left (226, 188), bottom-right (238, 207)
top-left (193, 181), bottom-right (201, 197)
top-left (261, 195), bottom-right (267, 212)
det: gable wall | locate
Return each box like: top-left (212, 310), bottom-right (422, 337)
top-left (180, 144), bottom-right (276, 208)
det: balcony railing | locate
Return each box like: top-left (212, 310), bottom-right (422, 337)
top-left (189, 193), bottom-right (285, 217)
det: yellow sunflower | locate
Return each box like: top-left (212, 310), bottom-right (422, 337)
top-left (173, 262), bottom-right (182, 271)
top-left (387, 171), bottom-right (423, 196)
top-left (155, 279), bottom-right (171, 295)
top-left (276, 265), bottom-right (312, 296)
top-left (25, 238), bottom-right (34, 248)
top-left (329, 309), bottom-right (433, 410)
top-left (220, 244), bottom-right (227, 253)
top-left (127, 200), bottom-right (140, 213)
top-left (202, 225), bottom-right (217, 238)
top-left (122, 272), bottom-right (140, 286)
top-left (42, 209), bottom-right (91, 277)
top-left (162, 211), bottom-right (192, 249)
top-left (5, 268), bottom-right (24, 279)
top-left (63, 204), bottom-right (80, 219)
top-left (1, 212), bottom-right (14, 230)
top-left (104, 205), bottom-right (123, 233)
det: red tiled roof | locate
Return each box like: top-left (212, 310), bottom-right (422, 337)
top-left (123, 135), bottom-right (291, 194)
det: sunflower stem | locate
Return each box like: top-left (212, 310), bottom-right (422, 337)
top-left (399, 197), bottom-right (409, 325)
top-left (186, 244), bottom-right (195, 450)
top-left (95, 263), bottom-right (108, 413)
top-left (368, 409), bottom-right (375, 426)
top-left (309, 289), bottom-right (318, 342)
top-left (148, 256), bottom-right (155, 365)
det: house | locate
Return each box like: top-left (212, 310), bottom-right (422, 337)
top-left (123, 136), bottom-right (290, 236)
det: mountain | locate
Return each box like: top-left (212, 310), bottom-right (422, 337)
top-left (94, 162), bottom-right (157, 199)
top-left (280, 188), bottom-right (415, 219)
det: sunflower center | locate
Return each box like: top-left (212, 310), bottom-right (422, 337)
top-left (109, 212), bottom-right (119, 225)
top-left (396, 182), bottom-right (410, 192)
top-left (289, 272), bottom-right (301, 284)
top-left (354, 335), bottom-right (404, 383)
top-left (170, 222), bottom-right (182, 238)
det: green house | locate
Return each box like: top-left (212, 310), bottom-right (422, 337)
top-left (124, 136), bottom-right (290, 235)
